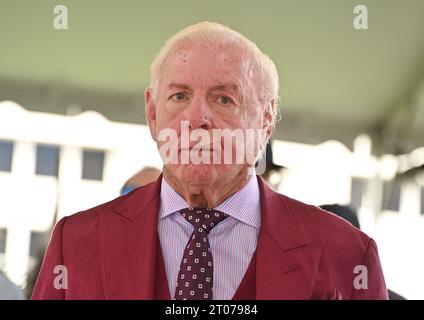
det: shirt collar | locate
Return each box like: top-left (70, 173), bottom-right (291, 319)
top-left (159, 177), bottom-right (191, 219)
top-left (159, 175), bottom-right (261, 229)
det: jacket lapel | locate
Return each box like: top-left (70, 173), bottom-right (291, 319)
top-left (99, 175), bottom-right (163, 299)
top-left (256, 177), bottom-right (323, 299)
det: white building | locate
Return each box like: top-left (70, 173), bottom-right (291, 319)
top-left (0, 101), bottom-right (423, 298)
top-left (0, 101), bottom-right (161, 290)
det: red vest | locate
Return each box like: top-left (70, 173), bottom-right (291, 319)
top-left (154, 239), bottom-right (257, 300)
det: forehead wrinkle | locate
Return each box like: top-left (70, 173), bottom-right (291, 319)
top-left (210, 83), bottom-right (238, 91)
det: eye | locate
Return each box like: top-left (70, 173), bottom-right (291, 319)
top-left (170, 92), bottom-right (187, 102)
top-left (217, 96), bottom-right (234, 105)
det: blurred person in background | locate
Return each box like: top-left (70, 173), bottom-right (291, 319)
top-left (257, 142), bottom-right (284, 189)
top-left (319, 204), bottom-right (360, 229)
top-left (25, 247), bottom-right (47, 299)
top-left (120, 166), bottom-right (161, 195)
top-left (32, 21), bottom-right (387, 300)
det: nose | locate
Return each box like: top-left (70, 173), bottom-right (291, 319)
top-left (185, 95), bottom-right (212, 130)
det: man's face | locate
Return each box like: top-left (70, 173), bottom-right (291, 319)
top-left (146, 45), bottom-right (272, 187)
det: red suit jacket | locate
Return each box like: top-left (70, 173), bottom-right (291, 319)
top-left (32, 175), bottom-right (388, 299)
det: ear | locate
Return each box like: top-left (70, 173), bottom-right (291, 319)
top-left (145, 87), bottom-right (158, 141)
top-left (263, 98), bottom-right (276, 140)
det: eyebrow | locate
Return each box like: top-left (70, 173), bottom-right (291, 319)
top-left (166, 82), bottom-right (240, 93)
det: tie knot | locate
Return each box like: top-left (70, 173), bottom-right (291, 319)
top-left (180, 207), bottom-right (228, 233)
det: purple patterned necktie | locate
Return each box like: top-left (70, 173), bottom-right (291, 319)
top-left (175, 207), bottom-right (228, 300)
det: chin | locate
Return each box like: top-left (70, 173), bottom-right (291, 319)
top-left (179, 164), bottom-right (219, 186)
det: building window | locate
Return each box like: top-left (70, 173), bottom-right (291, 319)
top-left (29, 231), bottom-right (48, 258)
top-left (82, 149), bottom-right (105, 181)
top-left (382, 179), bottom-right (401, 212)
top-left (0, 228), bottom-right (6, 254)
top-left (35, 144), bottom-right (60, 177)
top-left (350, 177), bottom-right (367, 209)
top-left (0, 140), bottom-right (14, 172)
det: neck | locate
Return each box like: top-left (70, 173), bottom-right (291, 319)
top-left (163, 167), bottom-right (252, 208)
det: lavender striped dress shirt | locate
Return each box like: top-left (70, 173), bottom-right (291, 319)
top-left (158, 176), bottom-right (261, 300)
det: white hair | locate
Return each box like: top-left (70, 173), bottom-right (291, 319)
top-left (148, 21), bottom-right (280, 132)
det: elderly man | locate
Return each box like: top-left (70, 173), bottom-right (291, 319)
top-left (33, 21), bottom-right (387, 300)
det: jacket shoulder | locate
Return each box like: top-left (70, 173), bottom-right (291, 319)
top-left (278, 194), bottom-right (387, 299)
top-left (279, 193), bottom-right (371, 254)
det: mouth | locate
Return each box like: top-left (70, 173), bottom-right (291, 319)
top-left (179, 141), bottom-right (222, 153)
top-left (175, 142), bottom-right (222, 166)
top-left (177, 148), bottom-right (219, 160)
